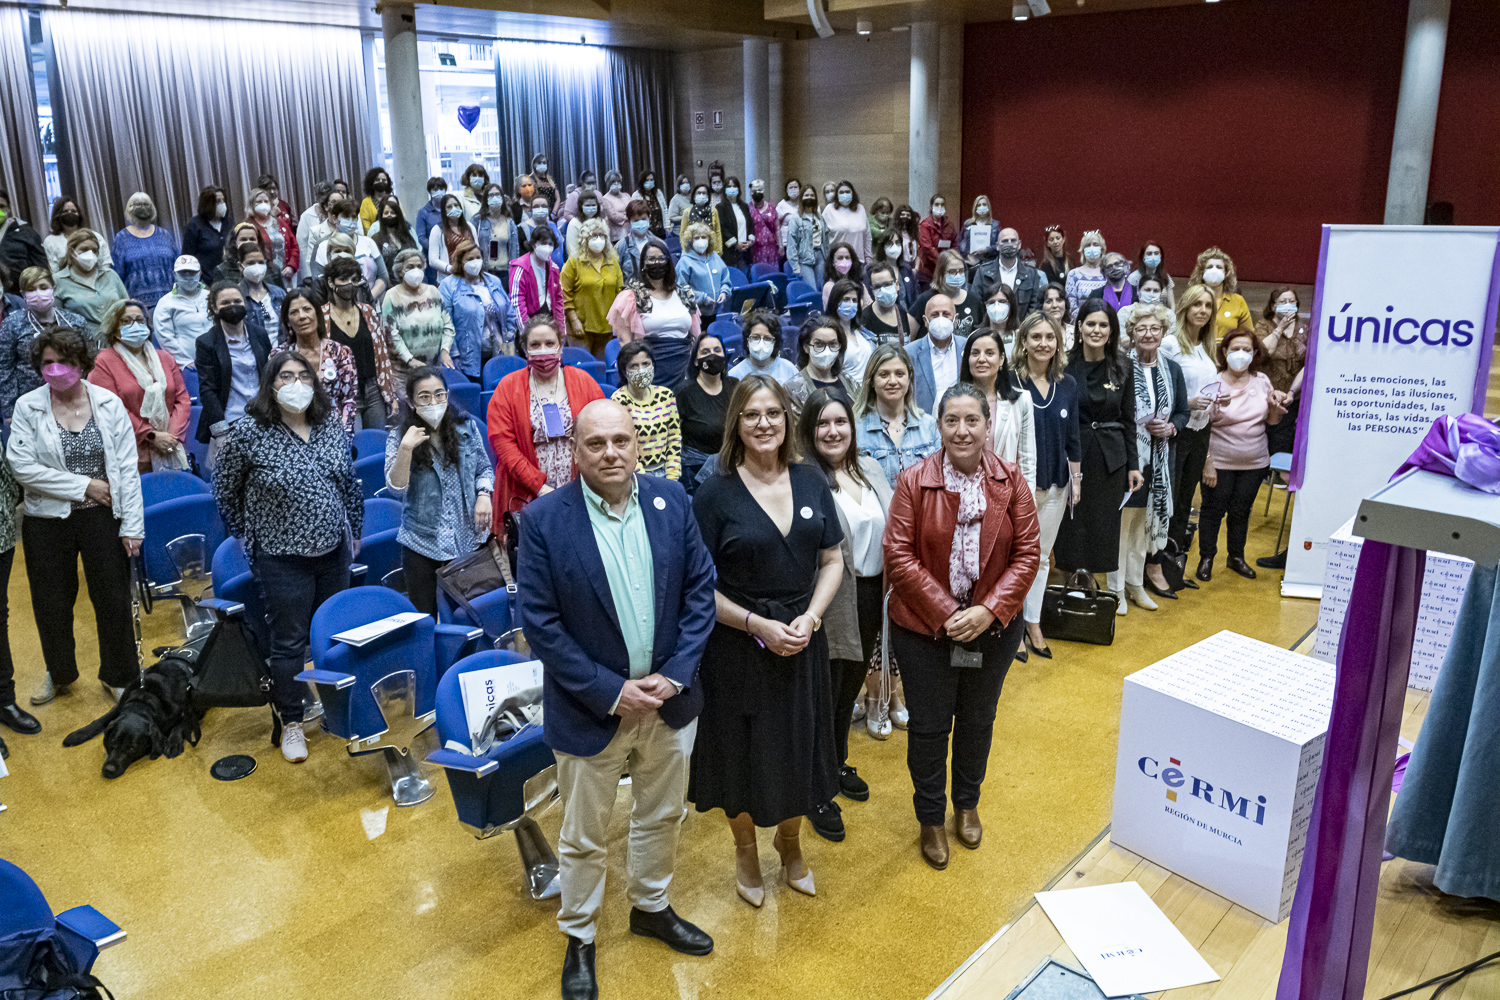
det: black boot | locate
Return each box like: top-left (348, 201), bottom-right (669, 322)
top-left (1256, 550), bottom-right (1287, 570)
top-left (561, 936), bottom-right (597, 1000)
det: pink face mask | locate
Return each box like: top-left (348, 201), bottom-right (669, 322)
top-left (833, 258), bottom-right (852, 275)
top-left (42, 362), bottom-right (81, 391)
top-left (527, 351), bottom-right (561, 378)
top-left (25, 289), bottom-right (54, 313)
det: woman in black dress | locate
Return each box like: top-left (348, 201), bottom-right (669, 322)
top-left (673, 331), bottom-right (737, 490)
top-left (691, 373), bottom-right (845, 908)
top-left (1052, 297), bottom-right (1143, 596)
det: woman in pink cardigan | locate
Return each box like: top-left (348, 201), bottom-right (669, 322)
top-left (605, 239), bottom-right (702, 386)
top-left (507, 229), bottom-right (565, 330)
top-left (87, 299), bottom-right (192, 473)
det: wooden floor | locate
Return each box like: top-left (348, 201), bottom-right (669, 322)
top-left (932, 676), bottom-right (1500, 1000)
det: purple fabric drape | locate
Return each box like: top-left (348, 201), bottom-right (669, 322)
top-left (1395, 413), bottom-right (1500, 494)
top-left (1276, 540), bottom-right (1425, 1000)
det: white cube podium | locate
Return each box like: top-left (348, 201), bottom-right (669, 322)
top-left (1112, 631), bottom-right (1336, 923)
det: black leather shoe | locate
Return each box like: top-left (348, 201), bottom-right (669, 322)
top-left (808, 799), bottom-right (845, 842)
top-left (1, 735), bottom-right (8, 760)
top-left (1195, 558), bottom-right (1213, 582)
top-left (1256, 550), bottom-right (1287, 570)
top-left (1014, 644), bottom-right (1028, 663)
top-left (1178, 577), bottom-right (1199, 590)
top-left (1227, 556), bottom-right (1257, 579)
top-left (838, 764), bottom-right (869, 801)
top-left (629, 905), bottom-right (714, 956)
top-left (561, 936), bottom-right (597, 1000)
top-left (1144, 579), bottom-right (1178, 600)
top-left (0, 702), bottom-right (41, 735)
top-left (1025, 634), bottom-right (1053, 659)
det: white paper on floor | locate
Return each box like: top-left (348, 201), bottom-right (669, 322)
top-left (1034, 881), bottom-right (1220, 997)
top-left (361, 805), bottom-right (389, 840)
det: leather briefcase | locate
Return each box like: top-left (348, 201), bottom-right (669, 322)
top-left (1039, 570), bottom-right (1117, 646)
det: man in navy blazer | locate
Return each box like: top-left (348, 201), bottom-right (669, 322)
top-left (519, 399), bottom-right (716, 1000)
top-left (905, 293), bottom-right (967, 415)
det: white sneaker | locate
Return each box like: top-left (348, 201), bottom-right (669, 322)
top-left (30, 676), bottom-right (69, 706)
top-left (102, 681), bottom-right (126, 702)
top-left (1126, 585), bottom-right (1158, 611)
top-left (281, 722), bottom-right (308, 763)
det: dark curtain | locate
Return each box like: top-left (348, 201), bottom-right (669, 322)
top-left (494, 41), bottom-right (676, 191)
top-left (45, 9), bottom-right (370, 239)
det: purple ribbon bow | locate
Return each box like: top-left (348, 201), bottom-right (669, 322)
top-left (1394, 413), bottom-right (1500, 494)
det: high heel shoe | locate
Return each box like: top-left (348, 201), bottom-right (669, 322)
top-left (773, 831), bottom-right (815, 896)
top-left (735, 843), bottom-right (764, 908)
top-left (889, 682), bottom-right (909, 730)
top-left (1025, 633), bottom-right (1053, 659)
top-left (1143, 578), bottom-right (1178, 600)
top-left (865, 695), bottom-right (891, 740)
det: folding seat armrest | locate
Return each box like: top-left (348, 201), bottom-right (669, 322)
top-left (294, 668), bottom-right (356, 689)
top-left (434, 624), bottom-right (484, 670)
top-left (199, 598), bottom-right (244, 619)
top-left (426, 748), bottom-right (499, 776)
top-left (349, 562), bottom-right (368, 586)
top-left (57, 905), bottom-right (126, 949)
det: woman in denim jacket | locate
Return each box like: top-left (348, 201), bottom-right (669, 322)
top-left (853, 343), bottom-right (940, 484)
top-left (384, 365), bottom-right (494, 615)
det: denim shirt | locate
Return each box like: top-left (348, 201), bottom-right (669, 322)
top-left (674, 251), bottom-right (731, 311)
top-left (439, 273), bottom-right (517, 377)
top-left (383, 417), bottom-right (494, 556)
top-left (857, 406), bottom-right (940, 485)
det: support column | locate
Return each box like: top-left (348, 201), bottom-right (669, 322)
top-left (743, 38), bottom-right (770, 184)
top-left (381, 3), bottom-right (429, 214)
top-left (767, 42), bottom-right (784, 187)
top-left (908, 21), bottom-right (940, 212)
top-left (1383, 0), bottom-right (1449, 225)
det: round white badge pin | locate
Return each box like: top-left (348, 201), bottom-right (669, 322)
top-left (654, 496), bottom-right (666, 510)
top-left (800, 506), bottom-right (814, 519)
top-left (1060, 408), bottom-right (1068, 418)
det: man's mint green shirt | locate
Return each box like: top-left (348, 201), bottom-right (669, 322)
top-left (581, 475), bottom-right (655, 679)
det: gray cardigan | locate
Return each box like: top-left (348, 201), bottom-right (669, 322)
top-left (823, 455), bottom-right (894, 662)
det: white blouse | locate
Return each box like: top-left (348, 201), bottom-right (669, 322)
top-left (640, 291), bottom-right (692, 339)
top-left (833, 481), bottom-right (886, 577)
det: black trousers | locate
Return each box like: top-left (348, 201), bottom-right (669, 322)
top-left (252, 542), bottom-right (351, 723)
top-left (22, 506), bottom-right (138, 689)
top-left (892, 613), bottom-right (1025, 827)
top-left (1197, 467), bottom-right (1268, 562)
top-left (401, 545), bottom-right (447, 617)
top-left (1169, 425), bottom-right (1210, 551)
top-left (829, 574), bottom-right (882, 767)
top-left (0, 548), bottom-right (15, 706)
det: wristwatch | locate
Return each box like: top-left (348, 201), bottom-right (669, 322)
top-left (809, 613), bottom-right (822, 631)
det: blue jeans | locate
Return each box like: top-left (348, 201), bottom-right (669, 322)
top-left (252, 541), bottom-right (351, 722)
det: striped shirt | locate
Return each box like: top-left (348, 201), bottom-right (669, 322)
top-left (611, 385), bottom-right (682, 481)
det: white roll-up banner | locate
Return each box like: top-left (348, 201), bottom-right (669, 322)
top-left (1283, 225), bottom-right (1500, 597)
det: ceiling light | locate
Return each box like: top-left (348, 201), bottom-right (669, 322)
top-left (1012, 3), bottom-right (1029, 19)
top-left (1028, 0), bottom-right (1051, 13)
top-left (891, 24), bottom-right (909, 31)
top-left (856, 18), bottom-right (872, 34)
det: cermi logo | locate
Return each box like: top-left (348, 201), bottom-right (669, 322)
top-left (1138, 755), bottom-right (1267, 825)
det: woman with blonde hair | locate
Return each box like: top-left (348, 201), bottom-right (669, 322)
top-left (1012, 311), bottom-right (1080, 658)
top-left (1064, 230), bottom-right (1106, 319)
top-left (52, 230), bottom-right (128, 347)
top-left (675, 221), bottom-right (732, 325)
top-left (1160, 283), bottom-right (1221, 568)
top-left (1188, 246), bottom-right (1255, 343)
top-left (560, 218), bottom-right (624, 358)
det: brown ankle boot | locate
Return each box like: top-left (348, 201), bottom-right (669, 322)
top-left (920, 824), bottom-right (949, 870)
top-left (955, 808), bottom-right (982, 849)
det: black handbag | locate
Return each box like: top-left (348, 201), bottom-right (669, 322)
top-left (190, 618), bottom-right (272, 709)
top-left (1040, 570), bottom-right (1117, 646)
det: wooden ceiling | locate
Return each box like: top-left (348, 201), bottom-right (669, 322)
top-left (763, 0), bottom-right (1237, 34)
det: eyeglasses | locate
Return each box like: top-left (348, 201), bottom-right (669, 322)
top-left (740, 408), bottom-right (785, 426)
top-left (413, 389), bottom-right (448, 405)
top-left (275, 370), bottom-right (315, 385)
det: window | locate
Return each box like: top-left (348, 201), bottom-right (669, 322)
top-left (29, 11), bottom-right (61, 207)
top-left (371, 37), bottom-right (501, 191)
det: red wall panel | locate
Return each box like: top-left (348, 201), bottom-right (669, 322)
top-left (961, 0), bottom-right (1410, 284)
top-left (1428, 0), bottom-right (1500, 227)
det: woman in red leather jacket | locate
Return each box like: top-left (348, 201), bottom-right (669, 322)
top-left (882, 382), bottom-right (1041, 872)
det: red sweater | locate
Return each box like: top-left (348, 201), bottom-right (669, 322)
top-left (88, 347), bottom-right (192, 466)
top-left (917, 215), bottom-right (958, 285)
top-left (486, 365), bottom-right (605, 513)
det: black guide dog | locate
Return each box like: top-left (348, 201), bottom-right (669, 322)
top-left (63, 647), bottom-right (203, 779)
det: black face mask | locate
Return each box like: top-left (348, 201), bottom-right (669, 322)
top-left (59, 212), bottom-right (81, 227)
top-left (998, 244), bottom-right (1020, 261)
top-left (374, 184), bottom-right (391, 195)
top-left (334, 283), bottom-right (358, 301)
top-left (218, 303), bottom-right (247, 325)
top-left (642, 260), bottom-right (669, 281)
top-left (698, 354), bottom-right (727, 377)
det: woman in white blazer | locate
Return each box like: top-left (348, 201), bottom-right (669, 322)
top-left (958, 327), bottom-right (1036, 488)
top-left (7, 326), bottom-right (144, 706)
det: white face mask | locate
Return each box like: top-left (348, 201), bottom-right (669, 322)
top-left (748, 339), bottom-right (775, 362)
top-left (810, 346), bottom-right (839, 370)
top-left (277, 381), bottom-right (314, 412)
top-left (74, 250), bottom-right (98, 271)
top-left (928, 316), bottom-right (955, 342)
top-left (1226, 349), bottom-right (1253, 372)
top-left (1203, 265), bottom-right (1226, 284)
top-left (463, 258), bottom-right (484, 276)
top-left (403, 268), bottom-right (424, 288)
top-left (253, 202), bottom-right (271, 217)
top-left (417, 402), bottom-right (447, 426)
top-left (214, 202), bottom-right (227, 219)
top-left (885, 244), bottom-right (902, 259)
top-left (692, 238), bottom-right (709, 254)
top-left (787, 186), bottom-right (800, 200)
top-left (694, 194), bottom-right (708, 206)
top-left (931, 205), bottom-right (945, 217)
top-left (986, 301), bottom-right (1010, 324)
top-left (582, 204), bottom-right (598, 217)
top-left (243, 263), bottom-right (268, 283)
top-left (609, 183), bottom-right (621, 193)
top-left (1140, 289), bottom-right (1161, 305)
top-left (587, 236), bottom-right (607, 253)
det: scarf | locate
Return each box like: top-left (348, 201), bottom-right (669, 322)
top-left (114, 343), bottom-right (188, 468)
top-left (942, 454), bottom-right (987, 602)
top-left (1131, 351), bottom-right (1174, 553)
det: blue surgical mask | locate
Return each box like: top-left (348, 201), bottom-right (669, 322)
top-left (874, 285), bottom-right (899, 307)
top-left (430, 189), bottom-right (446, 203)
top-left (119, 322), bottom-right (151, 348)
top-left (488, 196), bottom-right (505, 208)
top-left (945, 271), bottom-right (965, 289)
top-left (339, 218), bottom-right (357, 233)
top-left (838, 191), bottom-right (852, 206)
top-left (1275, 301), bottom-right (1297, 316)
top-left (1083, 245), bottom-right (1102, 263)
top-left (725, 186), bottom-right (738, 198)
top-left (533, 207), bottom-right (549, 220)
top-left (631, 219), bottom-right (650, 236)
top-left (837, 300), bottom-right (858, 320)
top-left (1143, 252), bottom-right (1161, 267)
top-left (446, 206), bottom-right (463, 219)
